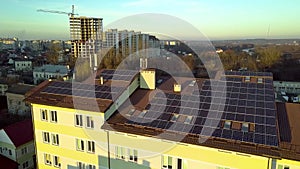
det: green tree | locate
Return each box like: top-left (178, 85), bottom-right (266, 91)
top-left (256, 46), bottom-right (281, 69)
top-left (46, 43), bottom-right (62, 64)
top-left (219, 50), bottom-right (241, 70)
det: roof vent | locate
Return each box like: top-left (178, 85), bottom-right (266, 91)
top-left (174, 84), bottom-right (181, 92)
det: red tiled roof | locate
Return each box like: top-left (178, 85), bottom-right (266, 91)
top-left (0, 155), bottom-right (18, 169)
top-left (3, 119), bottom-right (33, 147)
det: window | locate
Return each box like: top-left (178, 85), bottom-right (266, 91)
top-left (162, 155), bottom-right (172, 169)
top-left (242, 123), bottom-right (249, 132)
top-left (76, 139), bottom-right (85, 151)
top-left (43, 132), bottom-right (50, 143)
top-left (21, 147), bottom-right (27, 155)
top-left (41, 109), bottom-right (48, 121)
top-left (52, 134), bottom-right (59, 146)
top-left (87, 141), bottom-right (95, 153)
top-left (9, 149), bottom-right (12, 155)
top-left (170, 114), bottom-right (179, 122)
top-left (87, 164), bottom-right (96, 169)
top-left (129, 149), bottom-right (138, 163)
top-left (224, 121), bottom-right (231, 129)
top-left (257, 78), bottom-right (263, 84)
top-left (115, 146), bottom-right (125, 159)
top-left (278, 165), bottom-right (290, 169)
top-left (75, 114), bottom-right (83, 127)
top-left (217, 167), bottom-right (230, 169)
top-left (50, 111), bottom-right (58, 122)
top-left (138, 110), bottom-right (147, 118)
top-left (77, 162), bottom-right (85, 169)
top-left (53, 156), bottom-right (61, 167)
top-left (126, 109), bottom-right (135, 116)
top-left (184, 116), bottom-right (193, 124)
top-left (22, 161), bottom-right (29, 169)
top-left (0, 147), bottom-right (2, 153)
top-left (245, 76), bottom-right (250, 82)
top-left (44, 153), bottom-right (52, 165)
top-left (86, 116), bottom-right (94, 128)
top-left (177, 158), bottom-right (188, 169)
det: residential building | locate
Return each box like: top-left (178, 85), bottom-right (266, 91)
top-left (0, 82), bottom-right (8, 96)
top-left (103, 29), bottom-right (160, 58)
top-left (0, 155), bottom-right (18, 169)
top-left (0, 120), bottom-right (35, 169)
top-left (274, 81), bottom-right (300, 95)
top-left (14, 59), bottom-right (32, 72)
top-left (6, 84), bottom-right (35, 116)
top-left (69, 16), bottom-right (103, 70)
top-left (33, 64), bottom-right (70, 85)
top-left (25, 70), bottom-right (300, 169)
top-left (0, 37), bottom-right (18, 50)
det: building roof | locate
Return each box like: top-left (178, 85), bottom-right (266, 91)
top-left (3, 119), bottom-right (33, 147)
top-left (33, 64), bottom-right (69, 74)
top-left (277, 102), bottom-right (300, 161)
top-left (0, 155), bottom-right (18, 169)
top-left (25, 68), bottom-right (139, 113)
top-left (102, 71), bottom-right (281, 158)
top-left (27, 70), bottom-right (300, 160)
top-left (6, 84), bottom-right (35, 95)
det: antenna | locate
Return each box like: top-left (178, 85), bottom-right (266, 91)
top-left (267, 24), bottom-right (271, 38)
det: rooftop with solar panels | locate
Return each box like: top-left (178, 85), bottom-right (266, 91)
top-left (101, 70), bottom-right (283, 158)
top-left (25, 68), bottom-right (300, 161)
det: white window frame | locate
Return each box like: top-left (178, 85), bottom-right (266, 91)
top-left (44, 153), bottom-right (52, 165)
top-left (41, 109), bottom-right (48, 121)
top-left (52, 134), bottom-right (59, 146)
top-left (87, 164), bottom-right (96, 169)
top-left (115, 146), bottom-right (125, 160)
top-left (53, 155), bottom-right (61, 168)
top-left (50, 110), bottom-right (58, 122)
top-left (86, 116), bottom-right (94, 129)
top-left (21, 147), bottom-right (27, 155)
top-left (77, 162), bottom-right (85, 169)
top-left (43, 132), bottom-right (50, 143)
top-left (75, 114), bottom-right (83, 127)
top-left (76, 139), bottom-right (85, 151)
top-left (87, 141), bottom-right (95, 153)
top-left (128, 149), bottom-right (138, 163)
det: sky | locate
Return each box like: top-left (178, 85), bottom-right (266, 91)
top-left (0, 0), bottom-right (300, 40)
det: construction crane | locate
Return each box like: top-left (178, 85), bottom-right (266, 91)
top-left (37, 5), bottom-right (78, 17)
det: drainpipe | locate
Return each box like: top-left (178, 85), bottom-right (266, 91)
top-left (106, 131), bottom-right (111, 169)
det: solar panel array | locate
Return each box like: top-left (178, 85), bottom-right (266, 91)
top-left (225, 71), bottom-right (273, 77)
top-left (125, 74), bottom-right (278, 147)
top-left (99, 69), bottom-right (139, 81)
top-left (41, 81), bottom-right (126, 100)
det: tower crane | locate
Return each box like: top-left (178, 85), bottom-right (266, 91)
top-left (37, 5), bottom-right (78, 17)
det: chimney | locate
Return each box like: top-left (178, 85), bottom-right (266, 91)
top-left (100, 76), bottom-right (104, 85)
top-left (174, 84), bottom-right (181, 92)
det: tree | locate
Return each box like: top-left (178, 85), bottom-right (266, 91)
top-left (256, 46), bottom-right (281, 70)
top-left (74, 58), bottom-right (91, 82)
top-left (219, 50), bottom-right (241, 70)
top-left (46, 43), bottom-right (62, 64)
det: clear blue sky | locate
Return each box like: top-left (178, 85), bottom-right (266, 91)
top-left (0, 0), bottom-right (299, 40)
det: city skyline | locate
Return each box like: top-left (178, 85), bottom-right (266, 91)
top-left (0, 0), bottom-right (300, 40)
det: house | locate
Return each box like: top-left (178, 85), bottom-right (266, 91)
top-left (33, 64), bottom-right (70, 84)
top-left (6, 84), bottom-right (35, 116)
top-left (0, 120), bottom-right (35, 169)
top-left (14, 59), bottom-right (32, 72)
top-left (0, 82), bottom-right (8, 96)
top-left (0, 155), bottom-right (19, 169)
